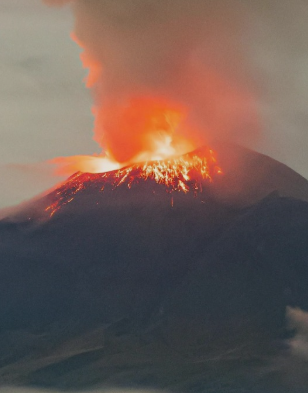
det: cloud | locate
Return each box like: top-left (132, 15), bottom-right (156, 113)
top-left (258, 307), bottom-right (308, 391)
top-left (286, 306), bottom-right (308, 360)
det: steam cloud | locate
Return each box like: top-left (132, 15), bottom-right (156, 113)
top-left (43, 0), bottom-right (260, 163)
top-left (286, 306), bottom-right (308, 360)
top-left (264, 306), bottom-right (308, 391)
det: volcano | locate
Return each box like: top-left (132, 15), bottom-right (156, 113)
top-left (1, 144), bottom-right (308, 392)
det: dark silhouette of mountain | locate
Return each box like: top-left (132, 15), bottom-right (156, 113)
top-left (1, 144), bottom-right (308, 392)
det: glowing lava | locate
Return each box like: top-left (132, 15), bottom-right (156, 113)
top-left (46, 148), bottom-right (222, 217)
top-left (45, 31), bottom-right (223, 219)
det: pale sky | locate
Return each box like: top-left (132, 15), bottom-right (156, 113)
top-left (1, 0), bottom-right (308, 209)
top-left (0, 0), bottom-right (97, 209)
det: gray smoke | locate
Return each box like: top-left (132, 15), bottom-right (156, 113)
top-left (43, 0), bottom-right (260, 162)
top-left (44, 0), bottom-right (308, 177)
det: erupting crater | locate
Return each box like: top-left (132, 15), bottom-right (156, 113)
top-left (46, 146), bottom-right (222, 217)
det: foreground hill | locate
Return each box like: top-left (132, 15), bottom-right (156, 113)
top-left (1, 145), bottom-right (308, 392)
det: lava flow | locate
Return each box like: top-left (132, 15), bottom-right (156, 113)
top-left (46, 148), bottom-right (222, 217)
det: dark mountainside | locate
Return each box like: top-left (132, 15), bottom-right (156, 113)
top-left (1, 145), bottom-right (308, 392)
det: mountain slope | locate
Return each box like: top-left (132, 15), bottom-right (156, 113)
top-left (1, 145), bottom-right (308, 391)
top-left (209, 143), bottom-right (308, 206)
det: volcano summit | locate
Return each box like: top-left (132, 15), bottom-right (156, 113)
top-left (45, 146), bottom-right (222, 218)
top-left (1, 145), bottom-right (308, 392)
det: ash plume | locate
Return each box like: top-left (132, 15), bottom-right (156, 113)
top-left (43, 0), bottom-right (260, 164)
top-left (43, 0), bottom-right (308, 180)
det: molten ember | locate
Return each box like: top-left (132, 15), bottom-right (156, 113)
top-left (46, 148), bottom-right (222, 217)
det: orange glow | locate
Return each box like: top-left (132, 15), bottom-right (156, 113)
top-left (52, 95), bottom-right (201, 177)
top-left (46, 148), bottom-right (222, 217)
top-left (95, 96), bottom-right (198, 165)
top-left (50, 155), bottom-right (120, 175)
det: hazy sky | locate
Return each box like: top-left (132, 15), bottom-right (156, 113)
top-left (1, 0), bottom-right (308, 209)
top-left (0, 0), bottom-right (97, 208)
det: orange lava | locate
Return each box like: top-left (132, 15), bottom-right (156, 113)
top-left (46, 148), bottom-right (222, 217)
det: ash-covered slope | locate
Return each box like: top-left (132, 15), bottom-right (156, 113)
top-left (209, 143), bottom-right (308, 206)
top-left (1, 145), bottom-right (308, 392)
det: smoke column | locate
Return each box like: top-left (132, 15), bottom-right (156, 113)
top-left (44, 0), bottom-right (260, 165)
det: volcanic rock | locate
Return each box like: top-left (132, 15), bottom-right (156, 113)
top-left (1, 144), bottom-right (308, 392)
